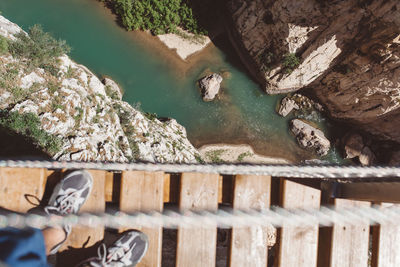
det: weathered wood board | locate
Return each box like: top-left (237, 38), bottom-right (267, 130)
top-left (230, 175), bottom-right (272, 267)
top-left (0, 167), bottom-right (46, 212)
top-left (373, 203), bottom-right (400, 267)
top-left (120, 171), bottom-right (164, 267)
top-left (176, 172), bottom-right (219, 267)
top-left (329, 199), bottom-right (370, 267)
top-left (278, 179), bottom-right (321, 267)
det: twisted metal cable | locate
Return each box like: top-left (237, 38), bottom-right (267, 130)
top-left (1, 205), bottom-right (400, 229)
top-left (0, 160), bottom-right (400, 178)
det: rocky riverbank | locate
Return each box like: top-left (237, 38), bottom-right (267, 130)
top-left (0, 15), bottom-right (200, 163)
top-left (199, 144), bottom-right (290, 164)
top-left (157, 28), bottom-right (211, 60)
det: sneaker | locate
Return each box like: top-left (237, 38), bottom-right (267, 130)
top-left (78, 230), bottom-right (149, 267)
top-left (44, 170), bottom-right (93, 254)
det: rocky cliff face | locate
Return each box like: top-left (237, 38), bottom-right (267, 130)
top-left (225, 0), bottom-right (400, 143)
top-left (0, 15), bottom-right (200, 163)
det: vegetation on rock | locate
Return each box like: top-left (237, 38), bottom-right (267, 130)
top-left (237, 151), bottom-right (252, 162)
top-left (205, 149), bottom-right (225, 163)
top-left (102, 0), bottom-right (206, 35)
top-left (0, 35), bottom-right (8, 55)
top-left (8, 24), bottom-right (70, 70)
top-left (0, 111), bottom-right (62, 156)
top-left (259, 50), bottom-right (275, 72)
top-left (0, 16), bottom-right (201, 163)
top-left (282, 53), bottom-right (300, 74)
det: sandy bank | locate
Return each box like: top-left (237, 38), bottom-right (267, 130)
top-left (157, 29), bottom-right (211, 60)
top-left (199, 144), bottom-right (291, 164)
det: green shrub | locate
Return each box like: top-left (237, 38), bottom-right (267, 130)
top-left (237, 151), bottom-right (252, 162)
top-left (47, 80), bottom-right (59, 94)
top-left (282, 53), bottom-right (300, 74)
top-left (129, 140), bottom-right (140, 160)
top-left (65, 66), bottom-right (77, 79)
top-left (205, 149), bottom-right (225, 163)
top-left (74, 107), bottom-right (84, 126)
top-left (8, 25), bottom-right (70, 69)
top-left (10, 87), bottom-right (26, 101)
top-left (259, 51), bottom-right (275, 72)
top-left (105, 85), bottom-right (120, 100)
top-left (0, 111), bottom-right (62, 155)
top-left (0, 66), bottom-right (20, 93)
top-left (195, 154), bottom-right (204, 164)
top-left (144, 112), bottom-right (157, 121)
top-left (0, 35), bottom-right (8, 55)
top-left (108, 0), bottom-right (206, 35)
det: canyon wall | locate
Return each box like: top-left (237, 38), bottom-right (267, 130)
top-left (225, 0), bottom-right (400, 143)
top-left (0, 15), bottom-right (200, 163)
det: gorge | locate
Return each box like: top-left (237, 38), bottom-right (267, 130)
top-left (1, 0), bottom-right (398, 164)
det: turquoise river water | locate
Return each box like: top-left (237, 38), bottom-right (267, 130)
top-left (0, 0), bottom-right (345, 163)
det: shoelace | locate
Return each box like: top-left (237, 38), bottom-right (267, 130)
top-left (90, 242), bottom-right (137, 267)
top-left (44, 187), bottom-right (86, 215)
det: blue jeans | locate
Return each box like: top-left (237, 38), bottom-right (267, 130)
top-left (0, 227), bottom-right (50, 267)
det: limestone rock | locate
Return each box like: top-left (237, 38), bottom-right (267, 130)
top-left (226, 0), bottom-right (400, 143)
top-left (344, 133), bottom-right (364, 159)
top-left (290, 119), bottom-right (331, 156)
top-left (278, 97), bottom-right (299, 117)
top-left (343, 133), bottom-right (376, 165)
top-left (358, 146), bottom-right (376, 166)
top-left (278, 94), bottom-right (323, 117)
top-left (389, 151), bottom-right (400, 166)
top-left (0, 15), bottom-right (200, 163)
top-left (199, 73), bottom-right (223, 101)
top-left (102, 77), bottom-right (123, 100)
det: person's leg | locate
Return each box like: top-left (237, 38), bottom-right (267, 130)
top-left (42, 226), bottom-right (66, 255)
top-left (0, 227), bottom-right (50, 267)
top-left (0, 170), bottom-right (93, 267)
top-left (76, 230), bottom-right (149, 267)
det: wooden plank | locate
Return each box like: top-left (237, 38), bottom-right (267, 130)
top-left (105, 171), bottom-right (114, 202)
top-left (218, 175), bottom-right (223, 203)
top-left (61, 170), bottom-right (106, 250)
top-left (163, 173), bottom-right (170, 203)
top-left (176, 173), bottom-right (219, 267)
top-left (329, 199), bottom-right (370, 267)
top-left (120, 171), bottom-right (164, 267)
top-left (278, 179), bottom-right (321, 267)
top-left (0, 167), bottom-right (46, 212)
top-left (230, 175), bottom-right (271, 267)
top-left (372, 203), bottom-right (400, 267)
top-left (336, 182), bottom-right (400, 203)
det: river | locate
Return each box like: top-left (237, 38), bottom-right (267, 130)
top-left (0, 0), bottom-right (345, 163)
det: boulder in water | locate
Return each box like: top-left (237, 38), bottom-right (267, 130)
top-left (344, 133), bottom-right (364, 159)
top-left (278, 97), bottom-right (299, 117)
top-left (343, 133), bottom-right (376, 166)
top-left (290, 119), bottom-right (331, 156)
top-left (358, 146), bottom-right (376, 166)
top-left (199, 73), bottom-right (223, 101)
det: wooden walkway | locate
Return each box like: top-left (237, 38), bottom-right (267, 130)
top-left (0, 167), bottom-right (399, 267)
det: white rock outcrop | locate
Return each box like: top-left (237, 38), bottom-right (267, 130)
top-left (290, 119), bottom-right (331, 156)
top-left (0, 15), bottom-right (200, 163)
top-left (278, 94), bottom-right (323, 117)
top-left (199, 73), bottom-right (223, 101)
top-left (278, 97), bottom-right (299, 117)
